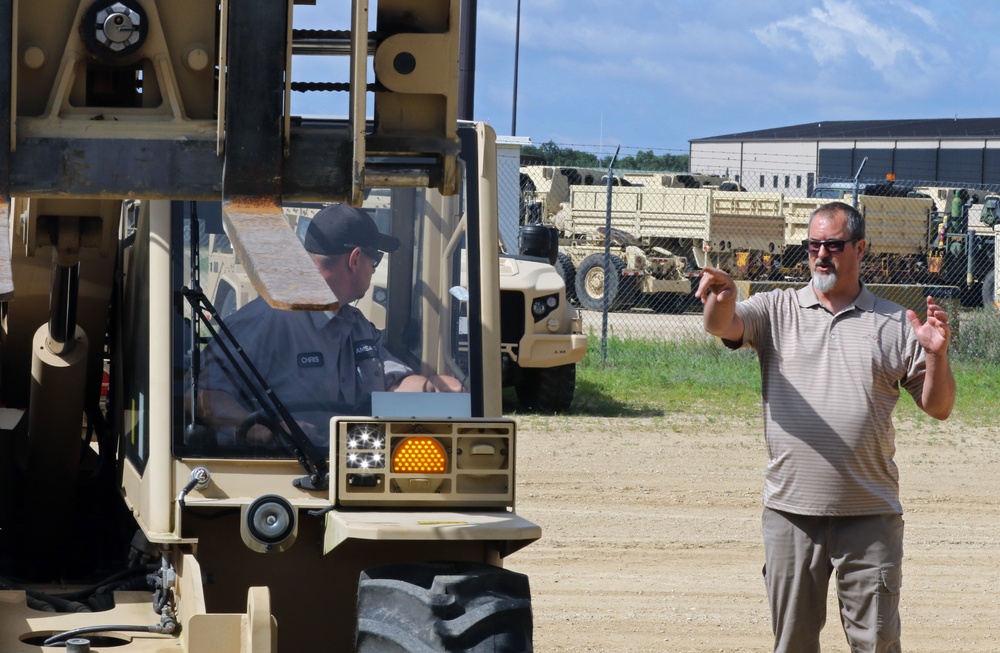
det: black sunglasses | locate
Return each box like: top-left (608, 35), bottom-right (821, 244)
top-left (802, 238), bottom-right (859, 254)
top-left (345, 244), bottom-right (384, 268)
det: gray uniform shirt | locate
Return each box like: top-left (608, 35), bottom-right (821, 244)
top-left (200, 297), bottom-right (411, 419)
top-left (731, 284), bottom-right (926, 516)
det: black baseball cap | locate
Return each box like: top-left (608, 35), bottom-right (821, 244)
top-left (302, 203), bottom-right (400, 256)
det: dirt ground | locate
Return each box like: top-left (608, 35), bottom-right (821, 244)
top-left (504, 413), bottom-right (1000, 652)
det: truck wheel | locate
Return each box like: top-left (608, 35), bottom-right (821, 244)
top-left (575, 253), bottom-right (627, 311)
top-left (356, 562), bottom-right (533, 653)
top-left (555, 252), bottom-right (576, 302)
top-left (983, 269), bottom-right (996, 308)
top-left (515, 363), bottom-right (576, 413)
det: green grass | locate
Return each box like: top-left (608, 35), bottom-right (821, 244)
top-left (531, 310), bottom-right (1000, 426)
top-left (571, 335), bottom-right (762, 419)
top-left (952, 308), bottom-right (1000, 365)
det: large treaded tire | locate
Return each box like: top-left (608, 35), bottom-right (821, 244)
top-left (983, 269), bottom-right (995, 308)
top-left (356, 562), bottom-right (533, 653)
top-left (575, 253), bottom-right (628, 312)
top-left (514, 363), bottom-right (576, 413)
top-left (554, 252), bottom-right (577, 303)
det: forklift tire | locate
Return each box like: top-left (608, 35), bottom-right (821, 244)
top-left (575, 253), bottom-right (628, 312)
top-left (356, 562), bottom-right (533, 653)
top-left (983, 269), bottom-right (996, 308)
top-left (515, 364), bottom-right (576, 413)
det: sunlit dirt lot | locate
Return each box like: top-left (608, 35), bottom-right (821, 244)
top-left (506, 414), bottom-right (1000, 652)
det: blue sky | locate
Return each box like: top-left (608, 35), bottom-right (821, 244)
top-left (291, 1), bottom-right (1000, 159)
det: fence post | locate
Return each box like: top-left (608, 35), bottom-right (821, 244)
top-left (600, 146), bottom-right (621, 363)
top-left (852, 156), bottom-right (867, 209)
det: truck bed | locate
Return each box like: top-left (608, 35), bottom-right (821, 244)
top-left (785, 195), bottom-right (933, 256)
top-left (565, 186), bottom-right (786, 252)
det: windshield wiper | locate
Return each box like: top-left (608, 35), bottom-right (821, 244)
top-left (183, 288), bottom-right (330, 491)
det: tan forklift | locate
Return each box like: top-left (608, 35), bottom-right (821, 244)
top-left (0, 1), bottom-right (539, 651)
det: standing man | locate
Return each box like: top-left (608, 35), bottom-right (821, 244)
top-left (695, 201), bottom-right (955, 652)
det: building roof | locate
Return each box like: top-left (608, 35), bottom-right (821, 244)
top-left (691, 118), bottom-right (1000, 142)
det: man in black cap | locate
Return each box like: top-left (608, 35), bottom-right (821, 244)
top-left (301, 202), bottom-right (402, 308)
top-left (197, 203), bottom-right (459, 446)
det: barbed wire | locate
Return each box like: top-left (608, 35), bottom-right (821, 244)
top-left (525, 141), bottom-right (691, 156)
top-left (532, 142), bottom-right (1000, 183)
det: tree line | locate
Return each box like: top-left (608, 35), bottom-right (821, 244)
top-left (521, 141), bottom-right (689, 172)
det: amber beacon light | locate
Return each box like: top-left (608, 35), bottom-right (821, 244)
top-left (392, 437), bottom-right (448, 474)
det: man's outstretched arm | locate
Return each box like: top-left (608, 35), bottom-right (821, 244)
top-left (695, 266), bottom-right (745, 343)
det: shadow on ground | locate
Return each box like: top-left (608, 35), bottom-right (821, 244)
top-left (502, 380), bottom-right (666, 418)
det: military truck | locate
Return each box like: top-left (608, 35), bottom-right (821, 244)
top-left (519, 165), bottom-right (608, 224)
top-left (914, 186), bottom-right (998, 307)
top-left (0, 2), bottom-right (539, 653)
top-left (806, 182), bottom-right (998, 306)
top-left (554, 180), bottom-right (778, 312)
top-left (529, 164), bottom-right (1000, 310)
top-left (784, 193), bottom-right (935, 279)
top-left (496, 250), bottom-right (584, 411)
top-left (521, 168), bottom-right (752, 312)
top-left (806, 181), bottom-right (998, 305)
top-left (497, 158), bottom-right (587, 412)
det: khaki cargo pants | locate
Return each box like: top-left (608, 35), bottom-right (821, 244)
top-left (762, 508), bottom-right (903, 653)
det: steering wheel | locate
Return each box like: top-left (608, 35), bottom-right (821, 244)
top-left (234, 410), bottom-right (282, 447)
top-left (233, 400), bottom-right (366, 448)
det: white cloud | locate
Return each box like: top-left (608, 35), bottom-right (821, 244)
top-left (888, 0), bottom-right (938, 30)
top-left (753, 0), bottom-right (949, 84)
top-left (290, 1), bottom-right (1000, 154)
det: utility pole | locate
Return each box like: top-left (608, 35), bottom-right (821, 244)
top-left (511, 0), bottom-right (521, 135)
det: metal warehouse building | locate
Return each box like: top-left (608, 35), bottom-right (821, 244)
top-left (688, 118), bottom-right (1000, 195)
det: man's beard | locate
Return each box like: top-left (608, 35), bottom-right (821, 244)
top-left (812, 269), bottom-right (837, 293)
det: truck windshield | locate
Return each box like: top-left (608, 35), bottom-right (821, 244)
top-left (173, 188), bottom-right (475, 460)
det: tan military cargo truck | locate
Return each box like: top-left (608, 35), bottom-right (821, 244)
top-left (529, 166), bottom-right (987, 310)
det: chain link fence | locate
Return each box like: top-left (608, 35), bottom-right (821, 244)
top-left (517, 164), bottom-right (999, 349)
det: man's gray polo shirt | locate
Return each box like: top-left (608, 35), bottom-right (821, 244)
top-left (730, 284), bottom-right (926, 516)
